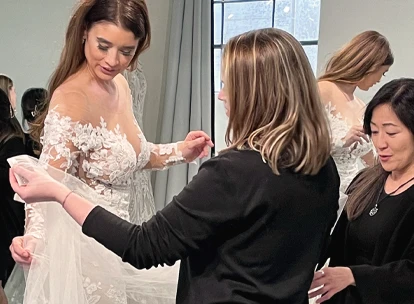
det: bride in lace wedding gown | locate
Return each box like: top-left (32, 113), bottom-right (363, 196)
top-left (5, 66), bottom-right (163, 304)
top-left (6, 1), bottom-right (214, 302)
top-left (317, 31), bottom-right (393, 192)
top-left (8, 67), bottom-right (205, 303)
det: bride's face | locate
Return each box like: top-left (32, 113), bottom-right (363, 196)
top-left (84, 22), bottom-right (138, 81)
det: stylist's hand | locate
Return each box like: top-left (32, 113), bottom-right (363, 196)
top-left (308, 267), bottom-right (355, 303)
top-left (9, 166), bottom-right (69, 204)
top-left (179, 131), bottom-right (214, 161)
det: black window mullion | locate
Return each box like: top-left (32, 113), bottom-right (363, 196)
top-left (271, 0), bottom-right (276, 28)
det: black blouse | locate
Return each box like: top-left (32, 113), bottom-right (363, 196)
top-left (326, 185), bottom-right (414, 304)
top-left (83, 149), bottom-right (340, 303)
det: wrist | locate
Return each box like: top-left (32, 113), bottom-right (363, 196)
top-left (176, 141), bottom-right (184, 155)
top-left (345, 267), bottom-right (356, 286)
top-left (55, 186), bottom-right (72, 206)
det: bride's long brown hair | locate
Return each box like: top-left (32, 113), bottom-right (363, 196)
top-left (31, 0), bottom-right (151, 145)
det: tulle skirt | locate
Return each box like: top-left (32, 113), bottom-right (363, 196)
top-left (5, 155), bottom-right (179, 304)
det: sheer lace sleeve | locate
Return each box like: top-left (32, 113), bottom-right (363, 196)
top-left (117, 75), bottom-right (187, 172)
top-left (25, 91), bottom-right (88, 239)
top-left (143, 142), bottom-right (186, 170)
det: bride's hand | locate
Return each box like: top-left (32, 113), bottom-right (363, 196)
top-left (10, 236), bottom-right (34, 265)
top-left (9, 166), bottom-right (70, 204)
top-left (179, 131), bottom-right (214, 161)
top-left (341, 125), bottom-right (369, 149)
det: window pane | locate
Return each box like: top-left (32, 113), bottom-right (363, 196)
top-left (274, 0), bottom-right (294, 34)
top-left (214, 49), bottom-right (222, 92)
top-left (214, 93), bottom-right (228, 154)
top-left (223, 1), bottom-right (273, 43)
top-left (294, 0), bottom-right (321, 41)
top-left (213, 4), bottom-right (222, 45)
top-left (303, 44), bottom-right (318, 74)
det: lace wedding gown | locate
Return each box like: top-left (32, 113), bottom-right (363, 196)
top-left (325, 102), bottom-right (372, 193)
top-left (124, 64), bottom-right (156, 225)
top-left (5, 74), bottom-right (179, 304)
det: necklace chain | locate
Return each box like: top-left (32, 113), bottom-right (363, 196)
top-left (369, 175), bottom-right (414, 216)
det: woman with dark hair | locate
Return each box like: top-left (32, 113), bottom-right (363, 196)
top-left (310, 78), bottom-right (414, 303)
top-left (7, 0), bottom-right (212, 303)
top-left (20, 87), bottom-right (47, 156)
top-left (20, 88), bottom-right (47, 127)
top-left (0, 88), bottom-right (26, 300)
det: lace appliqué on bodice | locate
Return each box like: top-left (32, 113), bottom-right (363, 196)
top-left (325, 102), bottom-right (372, 192)
top-left (39, 109), bottom-right (151, 220)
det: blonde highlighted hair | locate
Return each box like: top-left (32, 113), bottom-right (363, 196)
top-left (319, 30), bottom-right (393, 83)
top-left (222, 28), bottom-right (331, 175)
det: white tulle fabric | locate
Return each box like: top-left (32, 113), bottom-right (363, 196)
top-left (7, 155), bottom-right (179, 304)
top-left (325, 102), bottom-right (372, 193)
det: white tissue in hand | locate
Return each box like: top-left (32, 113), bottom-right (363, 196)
top-left (7, 155), bottom-right (42, 203)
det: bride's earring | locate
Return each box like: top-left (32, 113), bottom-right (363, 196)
top-left (9, 105), bottom-right (15, 118)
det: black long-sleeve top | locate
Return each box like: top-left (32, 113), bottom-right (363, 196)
top-left (83, 149), bottom-right (340, 303)
top-left (0, 137), bottom-right (27, 284)
top-left (322, 184), bottom-right (414, 304)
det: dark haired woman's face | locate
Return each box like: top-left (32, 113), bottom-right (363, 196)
top-left (84, 22), bottom-right (138, 80)
top-left (370, 103), bottom-right (414, 174)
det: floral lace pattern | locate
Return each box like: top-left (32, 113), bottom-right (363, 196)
top-left (38, 108), bottom-right (149, 221)
top-left (325, 102), bottom-right (372, 192)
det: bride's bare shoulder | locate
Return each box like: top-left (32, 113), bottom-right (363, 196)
top-left (318, 81), bottom-right (337, 104)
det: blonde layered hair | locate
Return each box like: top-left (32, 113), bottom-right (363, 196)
top-left (319, 30), bottom-right (394, 83)
top-left (222, 28), bottom-right (331, 175)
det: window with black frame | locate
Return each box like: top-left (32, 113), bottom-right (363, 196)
top-left (212, 0), bottom-right (321, 153)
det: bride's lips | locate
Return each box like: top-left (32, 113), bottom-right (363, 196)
top-left (100, 66), bottom-right (115, 75)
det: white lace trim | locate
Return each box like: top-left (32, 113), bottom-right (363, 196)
top-left (325, 102), bottom-right (372, 192)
